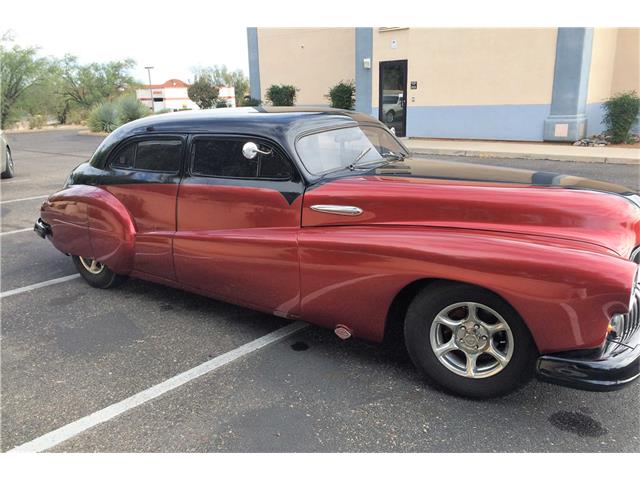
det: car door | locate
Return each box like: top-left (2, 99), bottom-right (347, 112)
top-left (98, 135), bottom-right (185, 279)
top-left (173, 135), bottom-right (304, 317)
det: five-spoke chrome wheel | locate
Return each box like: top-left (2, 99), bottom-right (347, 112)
top-left (79, 256), bottom-right (104, 274)
top-left (429, 301), bottom-right (514, 379)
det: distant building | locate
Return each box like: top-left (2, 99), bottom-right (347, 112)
top-left (136, 79), bottom-right (200, 112)
top-left (218, 86), bottom-right (236, 108)
top-left (247, 27), bottom-right (640, 141)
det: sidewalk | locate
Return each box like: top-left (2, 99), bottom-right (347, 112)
top-left (403, 138), bottom-right (640, 165)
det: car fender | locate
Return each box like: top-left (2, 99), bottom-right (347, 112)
top-left (298, 226), bottom-right (637, 353)
top-left (41, 185), bottom-right (136, 274)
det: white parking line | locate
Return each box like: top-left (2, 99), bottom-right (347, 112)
top-left (8, 321), bottom-right (308, 452)
top-left (0, 194), bottom-right (48, 205)
top-left (0, 227), bottom-right (33, 236)
top-left (0, 274), bottom-right (81, 299)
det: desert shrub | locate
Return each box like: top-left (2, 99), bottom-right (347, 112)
top-left (28, 114), bottom-right (46, 129)
top-left (65, 108), bottom-right (89, 125)
top-left (216, 100), bottom-right (229, 108)
top-left (602, 91), bottom-right (640, 144)
top-left (87, 102), bottom-right (121, 132)
top-left (327, 81), bottom-right (355, 110)
top-left (265, 84), bottom-right (297, 106)
top-left (118, 95), bottom-right (149, 123)
top-left (242, 97), bottom-right (261, 107)
top-left (155, 108), bottom-right (172, 114)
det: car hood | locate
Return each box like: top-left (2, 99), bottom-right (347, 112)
top-left (302, 157), bottom-right (640, 257)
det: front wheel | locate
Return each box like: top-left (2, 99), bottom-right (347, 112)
top-left (72, 255), bottom-right (126, 289)
top-left (385, 110), bottom-right (395, 123)
top-left (404, 282), bottom-right (537, 398)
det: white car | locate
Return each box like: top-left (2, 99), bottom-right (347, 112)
top-left (382, 92), bottom-right (404, 123)
top-left (1, 130), bottom-right (15, 179)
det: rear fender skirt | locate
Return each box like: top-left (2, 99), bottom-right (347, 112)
top-left (42, 185), bottom-right (137, 274)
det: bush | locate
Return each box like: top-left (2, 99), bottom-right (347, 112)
top-left (28, 114), bottom-right (46, 129)
top-left (66, 108), bottom-right (89, 125)
top-left (87, 102), bottom-right (121, 132)
top-left (215, 100), bottom-right (229, 108)
top-left (118, 95), bottom-right (149, 123)
top-left (155, 108), bottom-right (172, 114)
top-left (602, 91), bottom-right (640, 144)
top-left (242, 97), bottom-right (261, 107)
top-left (328, 81), bottom-right (355, 110)
top-left (265, 84), bottom-right (297, 106)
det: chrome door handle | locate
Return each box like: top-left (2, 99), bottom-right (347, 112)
top-left (310, 205), bottom-right (363, 216)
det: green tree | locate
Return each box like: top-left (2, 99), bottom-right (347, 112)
top-left (188, 75), bottom-right (219, 109)
top-left (193, 65), bottom-right (248, 106)
top-left (58, 55), bottom-right (138, 110)
top-left (0, 35), bottom-right (55, 126)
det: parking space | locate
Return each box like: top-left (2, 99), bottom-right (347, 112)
top-left (1, 130), bottom-right (639, 452)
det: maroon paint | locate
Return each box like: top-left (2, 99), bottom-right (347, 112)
top-left (40, 173), bottom-right (640, 355)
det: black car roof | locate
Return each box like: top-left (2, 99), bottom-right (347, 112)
top-left (88, 107), bottom-right (390, 184)
top-left (114, 106), bottom-right (377, 136)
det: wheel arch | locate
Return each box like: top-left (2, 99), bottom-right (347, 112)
top-left (383, 278), bottom-right (537, 351)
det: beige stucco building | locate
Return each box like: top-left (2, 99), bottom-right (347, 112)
top-left (247, 28), bottom-right (640, 141)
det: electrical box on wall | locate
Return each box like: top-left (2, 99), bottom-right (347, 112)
top-left (391, 39), bottom-right (398, 49)
top-left (363, 58), bottom-right (371, 69)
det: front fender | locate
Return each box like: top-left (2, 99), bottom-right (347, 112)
top-left (298, 226), bottom-right (637, 352)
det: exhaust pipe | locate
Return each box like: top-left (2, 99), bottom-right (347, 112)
top-left (334, 324), bottom-right (352, 340)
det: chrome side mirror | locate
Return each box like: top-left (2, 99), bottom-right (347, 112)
top-left (389, 127), bottom-right (396, 136)
top-left (242, 141), bottom-right (271, 159)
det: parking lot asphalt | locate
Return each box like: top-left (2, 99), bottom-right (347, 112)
top-left (1, 129), bottom-right (639, 452)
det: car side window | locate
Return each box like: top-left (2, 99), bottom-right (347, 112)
top-left (192, 138), bottom-right (292, 180)
top-left (112, 143), bottom-right (135, 168)
top-left (134, 140), bottom-right (182, 172)
top-left (109, 139), bottom-right (182, 173)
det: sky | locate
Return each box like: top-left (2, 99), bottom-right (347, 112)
top-left (2, 1), bottom-right (249, 85)
top-left (3, 0), bottom-right (630, 88)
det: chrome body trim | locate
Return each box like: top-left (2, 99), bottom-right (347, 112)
top-left (310, 204), bottom-right (363, 216)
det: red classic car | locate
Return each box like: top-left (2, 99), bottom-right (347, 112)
top-left (35, 107), bottom-right (640, 398)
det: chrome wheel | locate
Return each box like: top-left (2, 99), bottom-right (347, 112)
top-left (79, 256), bottom-right (104, 274)
top-left (429, 301), bottom-right (514, 379)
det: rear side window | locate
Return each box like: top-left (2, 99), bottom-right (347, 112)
top-left (192, 138), bottom-right (292, 180)
top-left (110, 139), bottom-right (182, 173)
top-left (135, 140), bottom-right (182, 172)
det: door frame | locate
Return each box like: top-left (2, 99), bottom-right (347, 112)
top-left (378, 59), bottom-right (408, 137)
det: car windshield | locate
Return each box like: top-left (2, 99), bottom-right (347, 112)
top-left (296, 125), bottom-right (408, 176)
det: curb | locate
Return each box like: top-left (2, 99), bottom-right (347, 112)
top-left (409, 147), bottom-right (640, 166)
top-left (77, 130), bottom-right (109, 137)
top-left (3, 125), bottom-right (85, 134)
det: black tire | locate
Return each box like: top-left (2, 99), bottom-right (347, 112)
top-left (2, 147), bottom-right (15, 179)
top-left (385, 110), bottom-right (395, 123)
top-left (404, 281), bottom-right (537, 398)
top-left (72, 255), bottom-right (126, 289)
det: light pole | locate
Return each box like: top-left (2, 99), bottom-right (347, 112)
top-left (145, 66), bottom-right (155, 113)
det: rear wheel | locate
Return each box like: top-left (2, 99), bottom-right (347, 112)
top-left (404, 282), bottom-right (537, 398)
top-left (2, 147), bottom-right (15, 179)
top-left (72, 255), bottom-right (126, 289)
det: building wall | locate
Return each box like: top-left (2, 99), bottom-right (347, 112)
top-left (372, 28), bottom-right (557, 140)
top-left (586, 28), bottom-right (640, 135)
top-left (256, 28), bottom-right (355, 105)
top-left (249, 27), bottom-right (639, 141)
